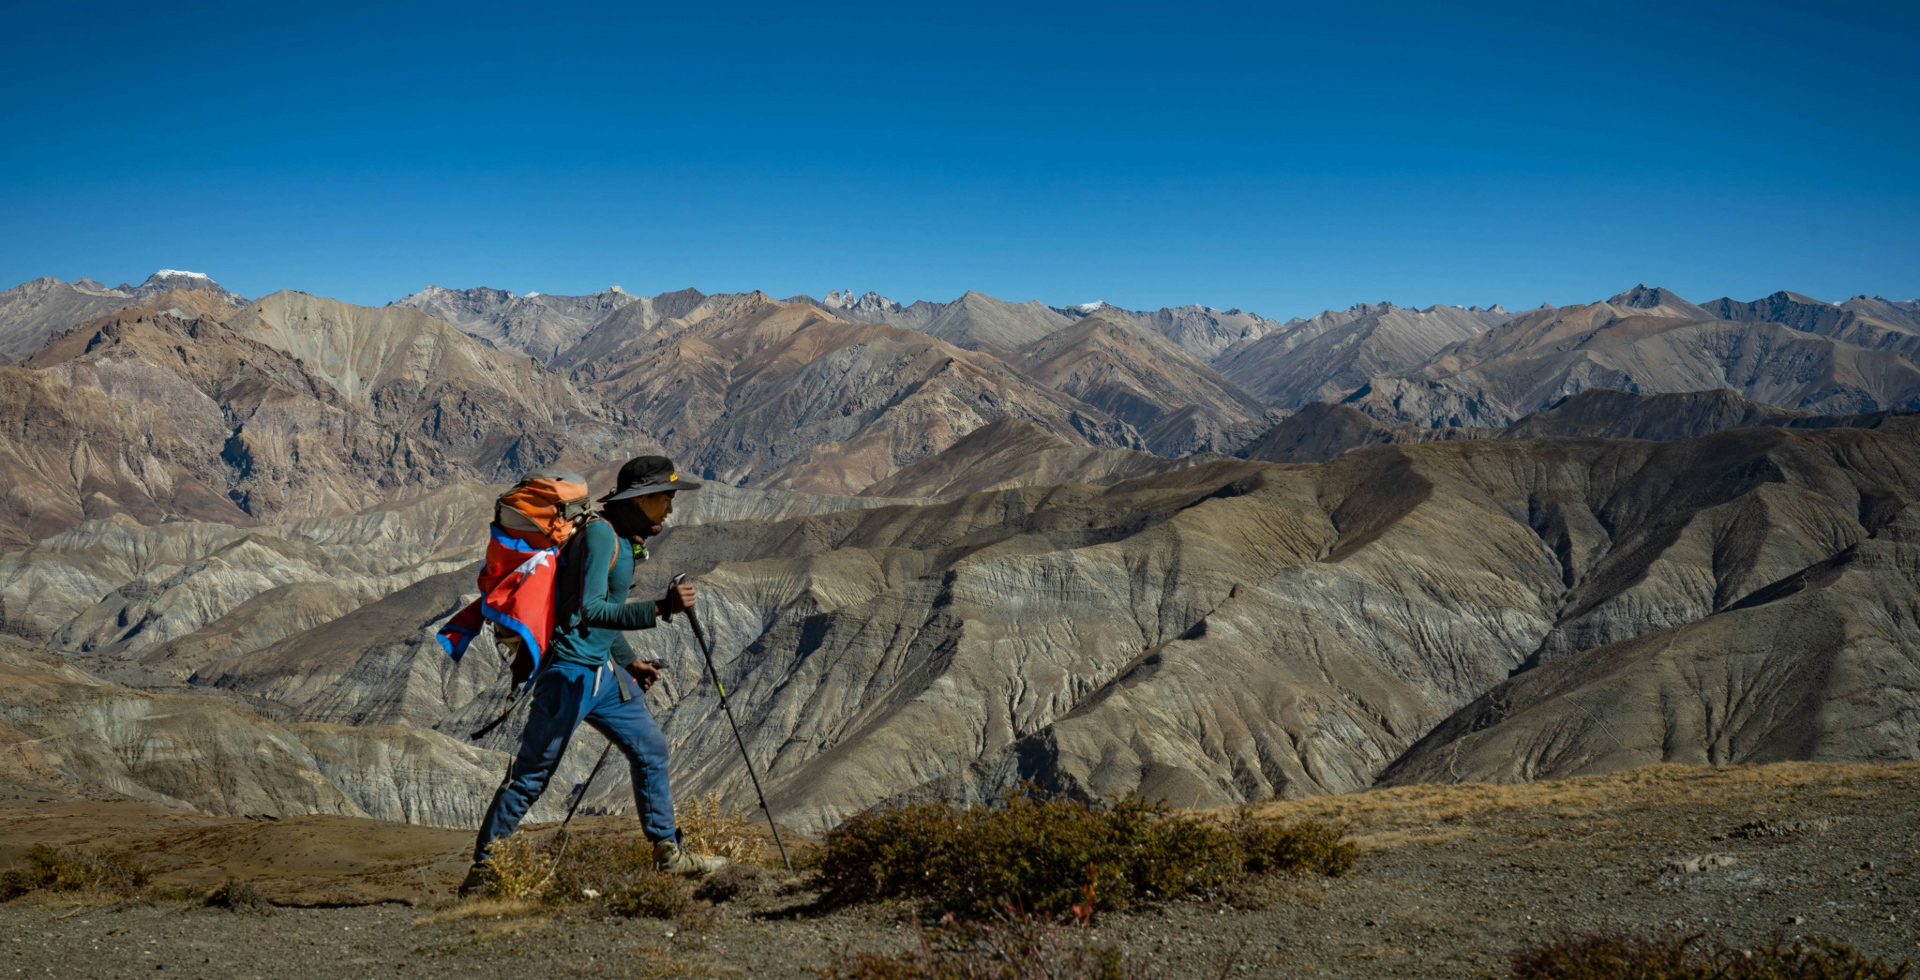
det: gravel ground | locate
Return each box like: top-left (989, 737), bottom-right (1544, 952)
top-left (4, 763), bottom-right (1918, 979)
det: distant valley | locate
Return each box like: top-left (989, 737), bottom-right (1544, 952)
top-left (2, 269), bottom-right (1918, 832)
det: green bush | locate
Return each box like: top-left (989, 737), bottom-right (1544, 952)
top-left (816, 788), bottom-right (1354, 917)
top-left (1510, 932), bottom-right (1909, 979)
top-left (1233, 813), bottom-right (1358, 876)
top-left (0, 844), bottom-right (152, 901)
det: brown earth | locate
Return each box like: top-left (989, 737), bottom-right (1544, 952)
top-left (3, 763), bottom-right (1918, 979)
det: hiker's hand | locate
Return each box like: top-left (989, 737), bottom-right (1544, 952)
top-left (626, 661), bottom-right (661, 692)
top-left (657, 582), bottom-right (695, 620)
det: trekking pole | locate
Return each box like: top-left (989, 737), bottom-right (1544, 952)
top-left (534, 741), bottom-right (611, 894)
top-left (563, 743), bottom-right (613, 830)
top-left (671, 573), bottom-right (793, 871)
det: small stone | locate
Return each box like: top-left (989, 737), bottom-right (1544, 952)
top-left (1786, 915), bottom-right (1806, 925)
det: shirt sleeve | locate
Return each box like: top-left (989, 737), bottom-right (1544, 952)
top-left (610, 632), bottom-right (637, 667)
top-left (576, 520), bottom-right (659, 632)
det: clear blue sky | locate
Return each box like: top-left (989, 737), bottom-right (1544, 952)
top-left (3, 1), bottom-right (1915, 318)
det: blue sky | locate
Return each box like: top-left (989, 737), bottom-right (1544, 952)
top-left (2, 1), bottom-right (1915, 318)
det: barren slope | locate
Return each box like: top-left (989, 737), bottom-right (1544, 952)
top-left (1347, 300), bottom-right (1920, 427)
top-left (391, 284), bottom-right (638, 361)
top-left (572, 294), bottom-right (1137, 493)
top-left (1012, 309), bottom-right (1265, 455)
top-left (1215, 301), bottom-right (1501, 408)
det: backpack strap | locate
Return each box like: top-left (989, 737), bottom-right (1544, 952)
top-left (551, 515), bottom-right (608, 639)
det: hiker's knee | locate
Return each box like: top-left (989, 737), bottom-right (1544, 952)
top-left (608, 719), bottom-right (668, 768)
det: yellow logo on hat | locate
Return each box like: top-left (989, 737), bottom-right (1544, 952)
top-left (669, 473), bottom-right (678, 482)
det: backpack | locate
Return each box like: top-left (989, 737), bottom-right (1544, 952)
top-left (486, 470), bottom-right (591, 674)
top-left (436, 468), bottom-right (597, 739)
top-left (494, 469), bottom-right (592, 549)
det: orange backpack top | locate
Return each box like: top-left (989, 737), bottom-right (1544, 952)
top-left (495, 469), bottom-right (592, 548)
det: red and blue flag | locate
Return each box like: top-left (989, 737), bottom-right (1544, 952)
top-left (437, 525), bottom-right (561, 685)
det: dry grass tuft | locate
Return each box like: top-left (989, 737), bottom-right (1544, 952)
top-left (1509, 931), bottom-right (1909, 979)
top-left (820, 913), bottom-right (1148, 980)
top-left (204, 877), bottom-right (271, 913)
top-left (477, 830), bottom-right (695, 918)
top-left (605, 874), bottom-right (693, 919)
top-left (1244, 762), bottom-right (1920, 851)
top-left (0, 844), bottom-right (152, 902)
top-left (692, 863), bottom-right (764, 904)
top-left (676, 792), bottom-right (763, 865)
top-left (480, 832), bottom-right (556, 900)
top-left (412, 898), bottom-right (544, 926)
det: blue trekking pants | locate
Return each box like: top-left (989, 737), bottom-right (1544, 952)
top-left (473, 660), bottom-right (676, 863)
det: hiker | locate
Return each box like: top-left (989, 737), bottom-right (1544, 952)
top-left (461, 456), bottom-right (728, 897)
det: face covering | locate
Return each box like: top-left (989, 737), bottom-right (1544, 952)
top-left (601, 500), bottom-right (653, 541)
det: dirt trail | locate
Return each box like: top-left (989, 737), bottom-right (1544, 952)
top-left (3, 763), bottom-right (1918, 978)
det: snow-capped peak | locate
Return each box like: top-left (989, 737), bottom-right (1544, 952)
top-left (525, 291), bottom-right (542, 298)
top-left (151, 269), bottom-right (211, 280)
top-left (1072, 301), bottom-right (1109, 312)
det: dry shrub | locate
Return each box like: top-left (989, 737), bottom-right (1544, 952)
top-left (817, 787), bottom-right (1354, 918)
top-left (605, 873), bottom-right (693, 919)
top-left (693, 863), bottom-right (764, 904)
top-left (480, 830), bottom-right (693, 917)
top-left (677, 792), bottom-right (763, 865)
top-left (481, 832), bottom-right (557, 900)
top-left (204, 878), bottom-right (271, 913)
top-left (1510, 932), bottom-right (1909, 979)
top-left (0, 844), bottom-right (152, 901)
top-left (1234, 811), bottom-right (1358, 876)
top-left (819, 913), bottom-right (1145, 980)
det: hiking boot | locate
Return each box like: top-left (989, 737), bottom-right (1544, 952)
top-left (458, 862), bottom-right (495, 899)
top-left (654, 839), bottom-right (728, 877)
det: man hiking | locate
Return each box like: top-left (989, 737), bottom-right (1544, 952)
top-left (461, 455), bottom-right (727, 897)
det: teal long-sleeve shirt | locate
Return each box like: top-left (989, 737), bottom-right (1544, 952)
top-left (549, 518), bottom-right (658, 669)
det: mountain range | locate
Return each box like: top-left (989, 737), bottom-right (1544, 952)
top-left (2, 268), bottom-right (1919, 832)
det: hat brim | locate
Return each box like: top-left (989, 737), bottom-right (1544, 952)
top-left (599, 478), bottom-right (702, 503)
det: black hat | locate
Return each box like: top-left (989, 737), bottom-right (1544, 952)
top-left (598, 455), bottom-right (702, 503)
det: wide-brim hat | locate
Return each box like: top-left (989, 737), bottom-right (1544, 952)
top-left (598, 455), bottom-right (703, 502)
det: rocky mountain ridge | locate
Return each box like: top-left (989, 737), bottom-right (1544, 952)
top-left (0, 270), bottom-right (245, 361)
top-left (3, 269), bottom-right (1920, 832)
top-left (391, 284), bottom-right (638, 361)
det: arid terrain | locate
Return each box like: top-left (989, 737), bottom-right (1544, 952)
top-left (3, 763), bottom-right (1916, 979)
top-left (5, 272), bottom-right (1920, 977)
